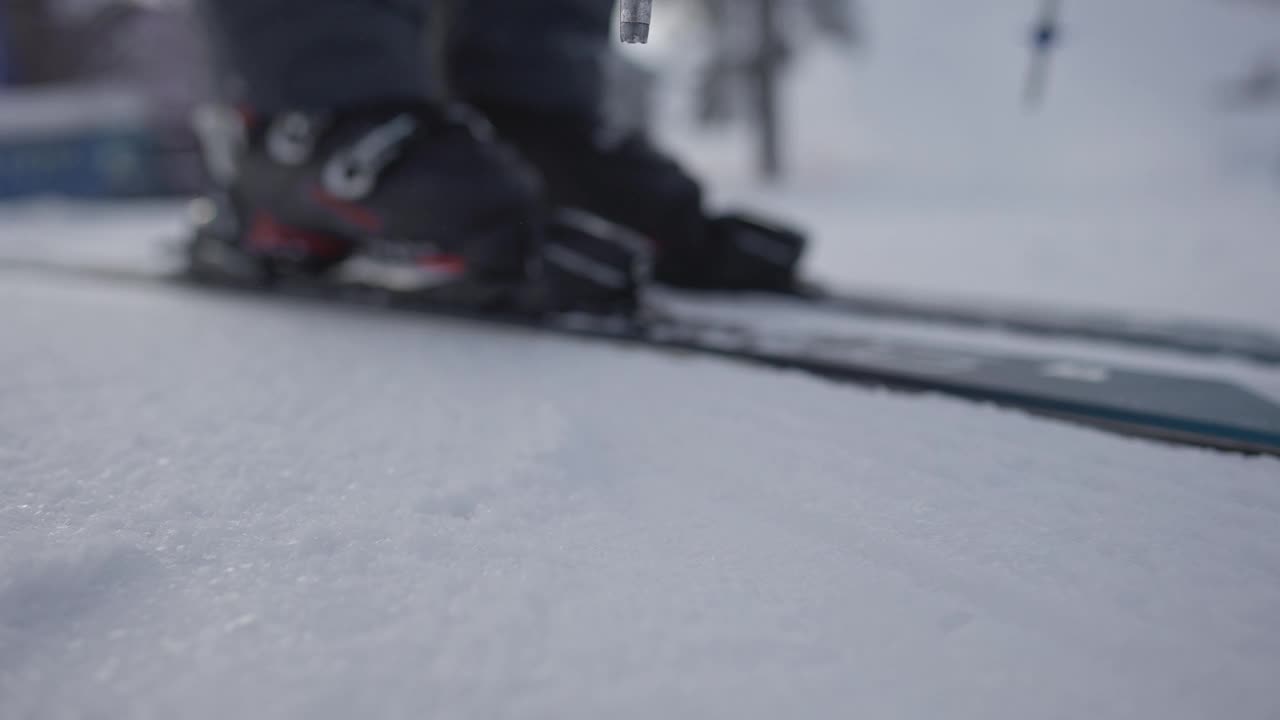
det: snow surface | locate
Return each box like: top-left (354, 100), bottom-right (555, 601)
top-left (3, 271), bottom-right (1279, 719)
top-left (4, 0), bottom-right (1280, 716)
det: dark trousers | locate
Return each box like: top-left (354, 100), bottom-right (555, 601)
top-left (199, 0), bottom-right (613, 115)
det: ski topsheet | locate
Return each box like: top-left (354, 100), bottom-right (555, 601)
top-left (789, 282), bottom-right (1280, 366)
top-left (5, 252), bottom-right (1280, 457)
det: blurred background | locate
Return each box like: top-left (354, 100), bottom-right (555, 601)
top-left (0, 0), bottom-right (213, 197)
top-left (1, 0), bottom-right (1278, 323)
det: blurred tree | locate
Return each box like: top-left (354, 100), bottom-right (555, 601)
top-left (695, 0), bottom-right (864, 180)
top-left (1226, 58), bottom-right (1280, 109)
top-left (1218, 0), bottom-right (1280, 180)
top-left (0, 0), bottom-right (208, 94)
top-left (1, 0), bottom-right (81, 84)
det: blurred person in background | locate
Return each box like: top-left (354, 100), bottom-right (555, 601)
top-left (195, 0), bottom-right (803, 302)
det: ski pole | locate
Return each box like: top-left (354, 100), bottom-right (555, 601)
top-left (755, 0), bottom-right (784, 180)
top-left (620, 0), bottom-right (653, 44)
top-left (1024, 0), bottom-right (1062, 109)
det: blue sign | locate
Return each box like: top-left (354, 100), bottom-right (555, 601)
top-left (0, 130), bottom-right (162, 198)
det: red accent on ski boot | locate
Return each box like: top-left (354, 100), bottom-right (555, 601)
top-left (245, 212), bottom-right (354, 268)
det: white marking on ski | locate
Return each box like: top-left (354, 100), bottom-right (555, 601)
top-left (338, 256), bottom-right (460, 292)
top-left (543, 244), bottom-right (631, 289)
top-left (1041, 361), bottom-right (1112, 383)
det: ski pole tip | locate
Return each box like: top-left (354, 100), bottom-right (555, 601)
top-left (619, 0), bottom-right (653, 44)
top-left (620, 21), bottom-right (650, 44)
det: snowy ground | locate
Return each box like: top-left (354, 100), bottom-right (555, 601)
top-left (3, 269), bottom-right (1279, 719)
top-left (5, 0), bottom-right (1280, 717)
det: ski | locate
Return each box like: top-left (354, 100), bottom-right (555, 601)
top-left (5, 251), bottom-right (1280, 458)
top-left (700, 215), bottom-right (1280, 365)
top-left (771, 282), bottom-right (1280, 365)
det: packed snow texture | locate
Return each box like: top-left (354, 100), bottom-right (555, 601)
top-left (2, 274), bottom-right (1279, 719)
top-left (4, 0), bottom-right (1280, 717)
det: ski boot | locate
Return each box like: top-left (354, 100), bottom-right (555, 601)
top-left (186, 101), bottom-right (645, 315)
top-left (472, 104), bottom-right (807, 293)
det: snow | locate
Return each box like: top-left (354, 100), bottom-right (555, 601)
top-left (0, 86), bottom-right (150, 137)
top-left (3, 272), bottom-right (1280, 719)
top-left (5, 0), bottom-right (1280, 716)
top-left (642, 0), bottom-right (1280, 329)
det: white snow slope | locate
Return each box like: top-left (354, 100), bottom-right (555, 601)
top-left (3, 267), bottom-right (1279, 720)
top-left (4, 0), bottom-right (1280, 717)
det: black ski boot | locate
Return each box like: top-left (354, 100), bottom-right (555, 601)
top-left (186, 102), bottom-right (644, 314)
top-left (473, 105), bottom-right (807, 292)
